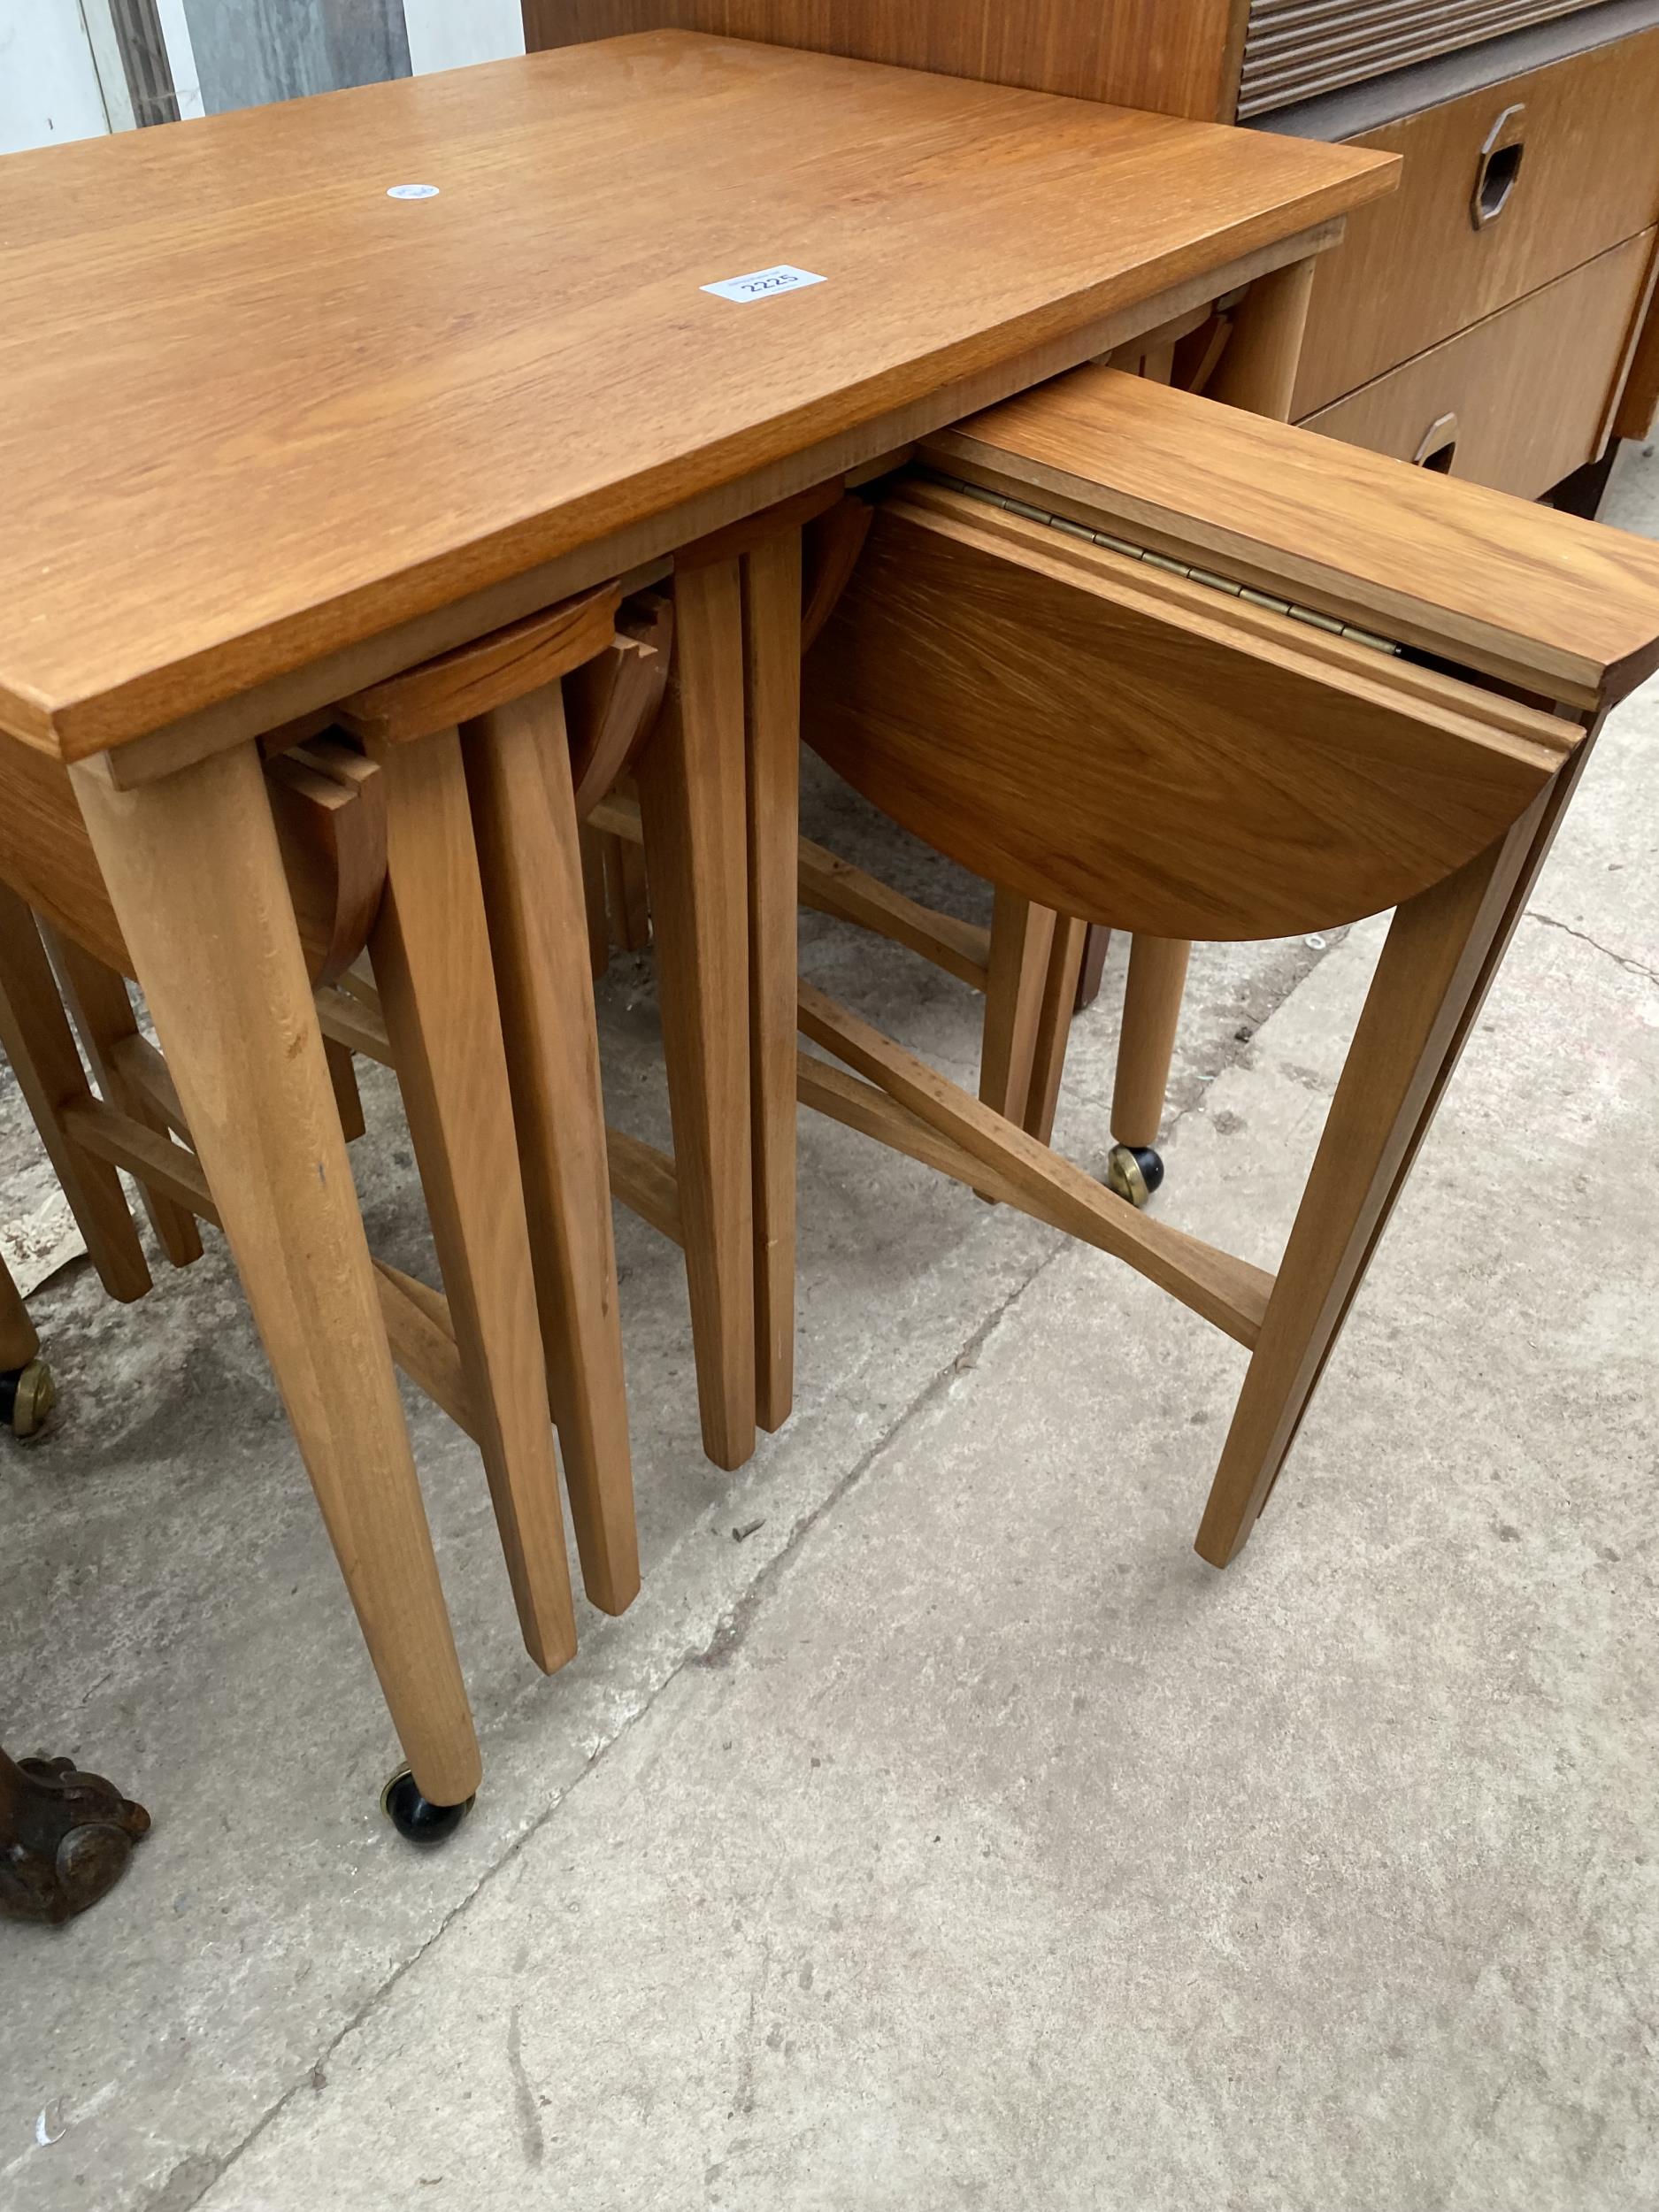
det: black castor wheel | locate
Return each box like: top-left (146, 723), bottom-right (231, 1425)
top-left (1, 1357), bottom-right (56, 1439)
top-left (1103, 1144), bottom-right (1164, 1210)
top-left (380, 1764), bottom-right (474, 1847)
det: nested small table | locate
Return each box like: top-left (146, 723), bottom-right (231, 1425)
top-left (0, 32), bottom-right (1393, 1825)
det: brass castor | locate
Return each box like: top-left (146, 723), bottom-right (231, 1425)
top-left (1104, 1144), bottom-right (1164, 1210)
top-left (380, 1763), bottom-right (475, 1847)
top-left (0, 1357), bottom-right (56, 1439)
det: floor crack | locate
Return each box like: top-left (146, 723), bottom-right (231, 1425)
top-left (1527, 910), bottom-right (1659, 990)
top-left (687, 1237), bottom-right (1067, 1674)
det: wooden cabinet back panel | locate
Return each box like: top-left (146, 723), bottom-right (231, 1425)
top-left (523, 0), bottom-right (1248, 120)
top-left (1291, 27), bottom-right (1659, 412)
top-left (1301, 230), bottom-right (1655, 497)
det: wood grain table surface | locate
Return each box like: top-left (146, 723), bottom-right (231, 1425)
top-left (0, 31), bottom-right (1394, 761)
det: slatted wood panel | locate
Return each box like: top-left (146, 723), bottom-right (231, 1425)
top-left (1239, 0), bottom-right (1603, 115)
top-left (523, 0), bottom-right (1251, 121)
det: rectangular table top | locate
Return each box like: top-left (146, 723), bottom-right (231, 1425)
top-left (0, 32), bottom-right (1394, 761)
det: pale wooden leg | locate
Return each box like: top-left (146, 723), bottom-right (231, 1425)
top-left (0, 881), bottom-right (150, 1303)
top-left (980, 889), bottom-right (1058, 1125)
top-left (46, 930), bottom-right (204, 1268)
top-left (1194, 793), bottom-right (1550, 1567)
top-left (1111, 935), bottom-right (1192, 1153)
top-left (73, 745), bottom-right (480, 1806)
top-left (366, 727), bottom-right (578, 1673)
top-left (742, 528), bottom-right (803, 1434)
top-left (465, 687), bottom-right (640, 1617)
top-left (1024, 913), bottom-right (1089, 1145)
top-left (0, 1250), bottom-right (37, 1372)
top-left (636, 558), bottom-right (757, 1471)
top-left (578, 824), bottom-right (613, 982)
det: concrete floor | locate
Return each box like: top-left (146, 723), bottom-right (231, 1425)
top-left (4, 449), bottom-right (1656, 2212)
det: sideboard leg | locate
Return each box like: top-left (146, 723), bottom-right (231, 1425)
top-left (1024, 914), bottom-right (1089, 1146)
top-left (1548, 444), bottom-right (1619, 521)
top-left (1073, 924), bottom-right (1110, 1013)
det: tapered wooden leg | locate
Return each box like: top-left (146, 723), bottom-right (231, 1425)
top-left (73, 744), bottom-right (480, 1807)
top-left (464, 687), bottom-right (640, 1616)
top-left (46, 930), bottom-right (204, 1267)
top-left (980, 890), bottom-right (1058, 1125)
top-left (0, 881), bottom-right (150, 1303)
top-left (637, 558), bottom-right (757, 1471)
top-left (1194, 792), bottom-right (1551, 1568)
top-left (1272, 730), bottom-right (1602, 1480)
top-left (1024, 913), bottom-right (1089, 1145)
top-left (366, 727), bottom-right (578, 1673)
top-left (1112, 935), bottom-right (1191, 1150)
top-left (743, 528), bottom-right (803, 1433)
top-left (578, 825), bottom-right (613, 982)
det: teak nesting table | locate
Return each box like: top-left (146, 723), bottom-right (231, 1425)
top-left (0, 32), bottom-right (1403, 1840)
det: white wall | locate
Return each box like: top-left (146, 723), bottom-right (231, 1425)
top-left (153, 0), bottom-right (206, 119)
top-left (0, 0), bottom-right (111, 154)
top-left (1, 0), bottom-right (522, 162)
top-left (403, 0), bottom-right (525, 75)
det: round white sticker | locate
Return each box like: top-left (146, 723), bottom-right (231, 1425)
top-left (387, 183), bottom-right (440, 200)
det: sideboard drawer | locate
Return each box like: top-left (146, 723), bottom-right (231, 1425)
top-left (1301, 229), bottom-right (1655, 498)
top-left (1291, 26), bottom-right (1659, 414)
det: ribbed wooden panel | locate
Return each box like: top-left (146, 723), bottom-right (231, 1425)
top-left (1239, 0), bottom-right (1602, 113)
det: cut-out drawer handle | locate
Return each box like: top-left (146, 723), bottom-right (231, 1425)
top-left (1472, 104), bottom-right (1526, 229)
top-left (1413, 413), bottom-right (1459, 473)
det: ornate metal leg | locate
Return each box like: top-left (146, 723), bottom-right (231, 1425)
top-left (0, 1746), bottom-right (150, 1925)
